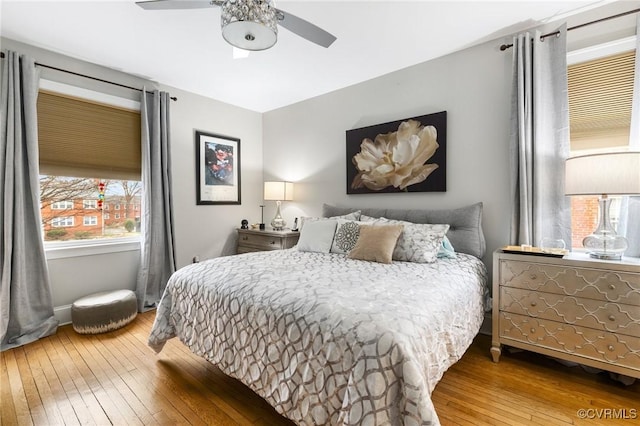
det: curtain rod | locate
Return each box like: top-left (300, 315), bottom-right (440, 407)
top-left (0, 51), bottom-right (177, 101)
top-left (500, 7), bottom-right (640, 51)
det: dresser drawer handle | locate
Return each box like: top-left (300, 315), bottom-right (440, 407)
top-left (530, 328), bottom-right (536, 333)
top-left (242, 236), bottom-right (248, 241)
top-left (270, 240), bottom-right (276, 245)
top-left (608, 345), bottom-right (615, 352)
top-left (608, 315), bottom-right (615, 322)
top-left (530, 301), bottom-right (537, 307)
top-left (529, 274), bottom-right (537, 280)
top-left (609, 284), bottom-right (615, 290)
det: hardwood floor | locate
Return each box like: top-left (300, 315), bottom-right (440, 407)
top-left (1, 311), bottom-right (638, 425)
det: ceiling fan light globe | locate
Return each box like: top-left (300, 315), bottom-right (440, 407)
top-left (221, 0), bottom-right (278, 51)
top-left (222, 21), bottom-right (276, 50)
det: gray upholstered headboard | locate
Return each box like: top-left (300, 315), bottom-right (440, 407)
top-left (322, 202), bottom-right (486, 259)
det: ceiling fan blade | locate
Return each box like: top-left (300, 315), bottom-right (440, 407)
top-left (276, 8), bottom-right (336, 48)
top-left (135, 0), bottom-right (219, 10)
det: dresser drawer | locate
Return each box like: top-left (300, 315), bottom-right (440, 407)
top-left (499, 312), bottom-right (640, 373)
top-left (500, 260), bottom-right (640, 305)
top-left (500, 287), bottom-right (640, 338)
top-left (238, 233), bottom-right (283, 250)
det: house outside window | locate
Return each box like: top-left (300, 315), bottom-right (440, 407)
top-left (51, 200), bottom-right (74, 210)
top-left (51, 217), bottom-right (74, 227)
top-left (115, 213), bottom-right (120, 219)
top-left (104, 213), bottom-right (110, 219)
top-left (83, 199), bottom-right (97, 209)
top-left (104, 204), bottom-right (110, 210)
top-left (83, 216), bottom-right (98, 226)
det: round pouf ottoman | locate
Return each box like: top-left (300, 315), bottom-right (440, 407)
top-left (71, 290), bottom-right (138, 334)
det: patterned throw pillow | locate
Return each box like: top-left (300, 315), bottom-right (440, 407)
top-left (330, 220), bottom-right (362, 254)
top-left (393, 222), bottom-right (450, 263)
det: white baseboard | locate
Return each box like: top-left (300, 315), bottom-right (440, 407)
top-left (54, 304), bottom-right (72, 326)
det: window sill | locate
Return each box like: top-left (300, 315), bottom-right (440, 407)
top-left (45, 237), bottom-right (141, 260)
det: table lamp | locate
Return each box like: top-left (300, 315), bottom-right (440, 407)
top-left (565, 151), bottom-right (640, 260)
top-left (263, 181), bottom-right (294, 230)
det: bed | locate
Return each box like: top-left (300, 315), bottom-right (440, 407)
top-left (148, 203), bottom-right (488, 425)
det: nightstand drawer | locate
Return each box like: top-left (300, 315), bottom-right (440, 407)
top-left (238, 233), bottom-right (283, 250)
top-left (500, 287), bottom-right (640, 337)
top-left (236, 229), bottom-right (300, 254)
top-left (499, 311), bottom-right (640, 372)
top-left (500, 260), bottom-right (640, 305)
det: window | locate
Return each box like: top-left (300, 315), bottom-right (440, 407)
top-left (568, 48), bottom-right (635, 248)
top-left (115, 213), bottom-right (121, 219)
top-left (37, 83), bottom-right (143, 244)
top-left (51, 200), bottom-right (74, 210)
top-left (51, 217), bottom-right (74, 227)
top-left (115, 204), bottom-right (120, 210)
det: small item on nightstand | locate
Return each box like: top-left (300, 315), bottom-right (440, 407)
top-left (240, 219), bottom-right (249, 229)
top-left (259, 205), bottom-right (265, 230)
top-left (292, 217), bottom-right (299, 231)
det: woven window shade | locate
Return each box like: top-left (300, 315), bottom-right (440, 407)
top-left (568, 50), bottom-right (635, 151)
top-left (37, 90), bottom-right (141, 180)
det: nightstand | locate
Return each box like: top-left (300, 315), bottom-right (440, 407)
top-left (236, 228), bottom-right (300, 254)
top-left (491, 249), bottom-right (640, 379)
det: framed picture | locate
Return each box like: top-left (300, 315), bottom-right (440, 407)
top-left (195, 130), bottom-right (241, 205)
top-left (346, 111), bottom-right (446, 194)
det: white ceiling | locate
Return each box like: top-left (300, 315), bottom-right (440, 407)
top-left (1, 0), bottom-right (611, 112)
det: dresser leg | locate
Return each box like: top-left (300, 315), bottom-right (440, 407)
top-left (490, 345), bottom-right (501, 363)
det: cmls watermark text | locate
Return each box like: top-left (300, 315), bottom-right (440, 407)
top-left (577, 408), bottom-right (637, 420)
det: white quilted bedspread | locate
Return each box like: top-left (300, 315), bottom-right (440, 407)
top-left (148, 249), bottom-right (487, 425)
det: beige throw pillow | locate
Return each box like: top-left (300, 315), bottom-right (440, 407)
top-left (347, 224), bottom-right (403, 264)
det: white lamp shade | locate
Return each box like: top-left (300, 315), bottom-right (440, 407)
top-left (264, 181), bottom-right (294, 201)
top-left (565, 151), bottom-right (640, 196)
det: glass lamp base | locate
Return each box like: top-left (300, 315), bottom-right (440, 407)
top-left (270, 200), bottom-right (286, 231)
top-left (583, 234), bottom-right (628, 260)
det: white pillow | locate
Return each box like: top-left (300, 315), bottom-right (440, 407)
top-left (300, 210), bottom-right (361, 230)
top-left (296, 219), bottom-right (337, 253)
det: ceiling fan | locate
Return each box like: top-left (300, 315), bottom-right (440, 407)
top-left (135, 0), bottom-right (337, 51)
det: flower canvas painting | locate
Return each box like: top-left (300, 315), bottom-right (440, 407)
top-left (346, 111), bottom-right (446, 194)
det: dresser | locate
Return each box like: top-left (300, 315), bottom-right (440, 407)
top-left (491, 250), bottom-right (640, 379)
top-left (236, 228), bottom-right (300, 254)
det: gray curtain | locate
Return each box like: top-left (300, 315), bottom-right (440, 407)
top-left (618, 15), bottom-right (640, 257)
top-left (509, 25), bottom-right (572, 247)
top-left (135, 89), bottom-right (176, 312)
top-left (1, 51), bottom-right (58, 350)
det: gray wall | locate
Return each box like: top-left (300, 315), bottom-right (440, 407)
top-left (1, 38), bottom-right (263, 323)
top-left (263, 39), bottom-right (513, 268)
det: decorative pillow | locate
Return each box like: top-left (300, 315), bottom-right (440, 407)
top-left (438, 236), bottom-right (457, 259)
top-left (296, 219), bottom-right (337, 253)
top-left (347, 224), bottom-right (403, 264)
top-left (300, 210), bottom-right (361, 230)
top-left (394, 223), bottom-right (450, 263)
top-left (330, 220), bottom-right (363, 254)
